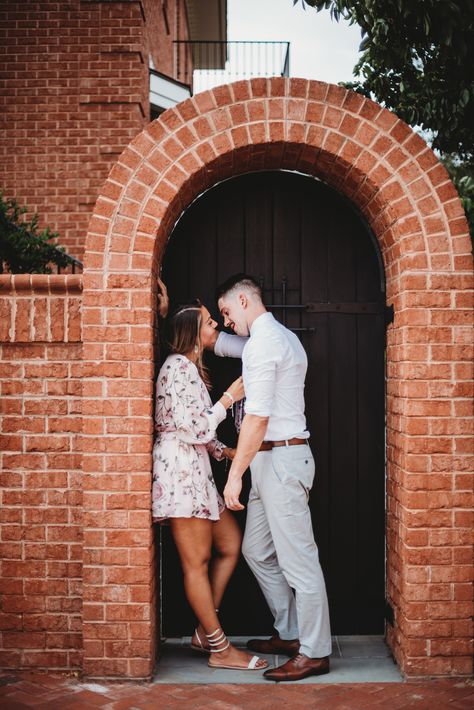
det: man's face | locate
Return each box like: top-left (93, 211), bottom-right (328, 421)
top-left (218, 293), bottom-right (248, 336)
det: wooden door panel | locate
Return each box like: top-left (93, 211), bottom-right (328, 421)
top-left (356, 313), bottom-right (386, 631)
top-left (301, 198), bottom-right (328, 303)
top-left (300, 314), bottom-right (330, 573)
top-left (160, 171), bottom-right (386, 637)
top-left (327, 316), bottom-right (359, 628)
top-left (216, 186), bottom-right (246, 285)
top-left (244, 180), bottom-right (274, 288)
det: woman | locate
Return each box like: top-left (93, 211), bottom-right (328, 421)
top-left (152, 297), bottom-right (267, 671)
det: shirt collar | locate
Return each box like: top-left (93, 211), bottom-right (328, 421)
top-left (250, 311), bottom-right (274, 336)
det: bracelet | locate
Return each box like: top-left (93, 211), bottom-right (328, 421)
top-left (222, 391), bottom-right (234, 407)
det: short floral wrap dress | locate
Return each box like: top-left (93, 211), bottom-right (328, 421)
top-left (152, 354), bottom-right (227, 522)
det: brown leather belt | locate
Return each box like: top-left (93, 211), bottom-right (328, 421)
top-left (259, 438), bottom-right (308, 452)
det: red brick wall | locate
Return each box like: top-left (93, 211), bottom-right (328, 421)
top-left (81, 77), bottom-right (473, 679)
top-left (0, 0), bottom-right (190, 262)
top-left (145, 0), bottom-right (191, 80)
top-left (80, 271), bottom-right (157, 678)
top-left (0, 275), bottom-right (83, 671)
top-left (1, 78), bottom-right (472, 679)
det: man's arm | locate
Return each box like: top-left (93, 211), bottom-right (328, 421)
top-left (207, 330), bottom-right (248, 359)
top-left (223, 414), bottom-right (268, 510)
top-left (223, 336), bottom-right (279, 510)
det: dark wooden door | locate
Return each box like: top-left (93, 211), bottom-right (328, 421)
top-left (160, 171), bottom-right (386, 637)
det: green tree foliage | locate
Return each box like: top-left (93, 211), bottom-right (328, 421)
top-left (441, 156), bottom-right (474, 235)
top-left (296, 0), bottom-right (474, 236)
top-left (297, 0), bottom-right (474, 159)
top-left (0, 191), bottom-right (74, 274)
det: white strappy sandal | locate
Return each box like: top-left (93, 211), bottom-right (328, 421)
top-left (191, 628), bottom-right (209, 654)
top-left (206, 628), bottom-right (268, 671)
top-left (191, 609), bottom-right (219, 653)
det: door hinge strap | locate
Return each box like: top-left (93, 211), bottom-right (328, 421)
top-left (269, 302), bottom-right (387, 315)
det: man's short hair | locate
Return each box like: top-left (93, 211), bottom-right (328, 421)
top-left (216, 273), bottom-right (263, 302)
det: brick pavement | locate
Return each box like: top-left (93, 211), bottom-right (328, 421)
top-left (0, 672), bottom-right (473, 709)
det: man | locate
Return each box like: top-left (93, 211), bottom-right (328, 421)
top-left (211, 273), bottom-right (332, 682)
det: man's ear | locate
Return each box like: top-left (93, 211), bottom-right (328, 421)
top-left (239, 292), bottom-right (248, 309)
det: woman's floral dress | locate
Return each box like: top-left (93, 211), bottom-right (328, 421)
top-left (152, 354), bottom-right (227, 522)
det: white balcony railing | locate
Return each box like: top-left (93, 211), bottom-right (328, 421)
top-left (174, 40), bottom-right (290, 93)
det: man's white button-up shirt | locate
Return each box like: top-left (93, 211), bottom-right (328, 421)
top-left (215, 312), bottom-right (309, 441)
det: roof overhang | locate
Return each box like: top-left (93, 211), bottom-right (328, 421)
top-left (185, 0), bottom-right (227, 42)
top-left (149, 69), bottom-right (191, 112)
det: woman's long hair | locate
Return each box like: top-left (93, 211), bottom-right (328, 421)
top-left (166, 300), bottom-right (211, 389)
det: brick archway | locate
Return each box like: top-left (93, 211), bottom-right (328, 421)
top-left (82, 78), bottom-right (473, 679)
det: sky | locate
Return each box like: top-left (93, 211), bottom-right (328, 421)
top-left (227, 0), bottom-right (362, 86)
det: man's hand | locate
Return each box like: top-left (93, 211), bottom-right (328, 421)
top-left (157, 276), bottom-right (169, 319)
top-left (223, 414), bottom-right (269, 511)
top-left (224, 476), bottom-right (244, 511)
top-left (223, 447), bottom-right (236, 460)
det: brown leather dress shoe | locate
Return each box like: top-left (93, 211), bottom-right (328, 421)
top-left (263, 653), bottom-right (330, 682)
top-left (246, 634), bottom-right (300, 657)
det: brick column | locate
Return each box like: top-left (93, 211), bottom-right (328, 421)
top-left (0, 275), bottom-right (83, 671)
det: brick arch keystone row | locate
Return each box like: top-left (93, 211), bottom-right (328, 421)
top-left (81, 78), bottom-right (473, 680)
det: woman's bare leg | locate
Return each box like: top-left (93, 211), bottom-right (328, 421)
top-left (170, 517), bottom-right (220, 634)
top-left (210, 508), bottom-right (242, 607)
top-left (193, 509), bottom-right (241, 648)
top-left (171, 516), bottom-right (266, 669)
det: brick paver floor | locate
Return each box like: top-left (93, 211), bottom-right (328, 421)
top-left (0, 672), bottom-right (473, 710)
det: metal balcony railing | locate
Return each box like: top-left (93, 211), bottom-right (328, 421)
top-left (174, 40), bottom-right (290, 93)
top-left (56, 253), bottom-right (83, 274)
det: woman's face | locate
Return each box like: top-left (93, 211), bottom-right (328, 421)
top-left (199, 305), bottom-right (218, 350)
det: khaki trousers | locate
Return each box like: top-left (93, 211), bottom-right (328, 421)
top-left (242, 444), bottom-right (332, 658)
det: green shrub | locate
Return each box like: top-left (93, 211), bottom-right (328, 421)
top-left (0, 191), bottom-right (76, 274)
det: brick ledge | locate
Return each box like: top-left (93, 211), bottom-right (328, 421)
top-left (0, 274), bottom-right (83, 295)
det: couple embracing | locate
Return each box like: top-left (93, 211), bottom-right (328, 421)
top-left (152, 274), bottom-right (331, 681)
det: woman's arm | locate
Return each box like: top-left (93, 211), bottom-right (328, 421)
top-left (170, 361), bottom-right (232, 445)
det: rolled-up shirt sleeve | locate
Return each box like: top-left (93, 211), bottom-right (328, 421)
top-left (215, 331), bottom-right (248, 359)
top-left (243, 337), bottom-right (280, 418)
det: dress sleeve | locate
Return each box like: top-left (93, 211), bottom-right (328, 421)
top-left (214, 331), bottom-right (248, 359)
top-left (170, 360), bottom-right (227, 445)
